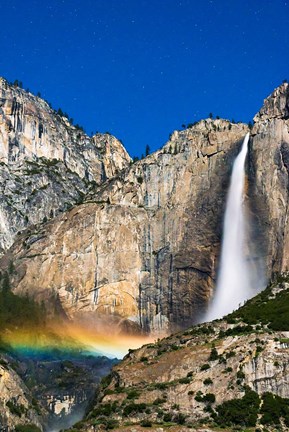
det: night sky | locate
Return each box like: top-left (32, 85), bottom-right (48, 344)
top-left (0, 0), bottom-right (288, 157)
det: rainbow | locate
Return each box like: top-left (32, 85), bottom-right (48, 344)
top-left (1, 322), bottom-right (155, 359)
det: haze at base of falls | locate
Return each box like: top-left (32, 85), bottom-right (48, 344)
top-left (204, 133), bottom-right (265, 322)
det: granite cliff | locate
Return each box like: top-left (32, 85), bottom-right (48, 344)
top-left (0, 119), bottom-right (249, 334)
top-left (0, 83), bottom-right (289, 335)
top-left (0, 77), bottom-right (131, 254)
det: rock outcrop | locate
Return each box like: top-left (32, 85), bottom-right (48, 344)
top-left (250, 82), bottom-right (289, 277)
top-left (0, 358), bottom-right (43, 430)
top-left (0, 77), bottom-right (131, 253)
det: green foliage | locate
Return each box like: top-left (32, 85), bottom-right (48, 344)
top-left (140, 419), bottom-right (152, 427)
top-left (236, 369), bottom-right (245, 380)
top-left (203, 378), bottom-right (213, 385)
top-left (203, 393), bottom-right (215, 404)
top-left (100, 373), bottom-right (113, 388)
top-left (174, 412), bottom-right (187, 424)
top-left (179, 377), bottom-right (191, 384)
top-left (15, 426), bottom-right (41, 432)
top-left (215, 389), bottom-right (260, 427)
top-left (8, 260), bottom-right (15, 275)
top-left (163, 412), bottom-right (173, 422)
top-left (226, 350), bottom-right (236, 359)
top-left (183, 325), bottom-right (214, 337)
top-left (152, 382), bottom-right (171, 390)
top-left (123, 402), bottom-right (147, 416)
top-left (6, 400), bottom-right (26, 417)
top-left (0, 273), bottom-right (46, 330)
top-left (200, 363), bottom-right (210, 371)
top-left (153, 398), bottom-right (166, 405)
top-left (195, 391), bottom-right (203, 402)
top-left (126, 389), bottom-right (141, 400)
top-left (219, 324), bottom-right (254, 338)
top-left (215, 390), bottom-right (289, 428)
top-left (260, 392), bottom-right (289, 426)
top-left (105, 419), bottom-right (119, 429)
top-left (91, 402), bottom-right (118, 417)
top-left (208, 346), bottom-right (218, 361)
top-left (228, 275), bottom-right (289, 331)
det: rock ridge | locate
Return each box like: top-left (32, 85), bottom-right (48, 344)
top-left (0, 78), bottom-right (131, 252)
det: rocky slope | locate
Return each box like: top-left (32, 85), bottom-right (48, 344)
top-left (0, 356), bottom-right (44, 430)
top-left (74, 274), bottom-right (289, 432)
top-left (0, 77), bottom-right (131, 253)
top-left (1, 83), bottom-right (289, 336)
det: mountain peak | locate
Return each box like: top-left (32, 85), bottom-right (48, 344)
top-left (254, 81), bottom-right (289, 122)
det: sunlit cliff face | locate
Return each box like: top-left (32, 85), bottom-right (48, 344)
top-left (2, 320), bottom-right (155, 359)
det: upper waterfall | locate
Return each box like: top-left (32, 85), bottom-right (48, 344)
top-left (205, 133), bottom-right (258, 321)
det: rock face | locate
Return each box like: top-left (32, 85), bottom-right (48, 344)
top-left (1, 82), bottom-right (289, 336)
top-left (0, 77), bottom-right (131, 253)
top-left (0, 119), bottom-right (249, 334)
top-left (0, 358), bottom-right (43, 430)
top-left (250, 82), bottom-right (289, 277)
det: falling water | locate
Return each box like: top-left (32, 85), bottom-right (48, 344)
top-left (206, 133), bottom-right (257, 321)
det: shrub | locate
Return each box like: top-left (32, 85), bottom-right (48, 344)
top-left (203, 378), bottom-right (213, 385)
top-left (195, 391), bottom-right (203, 402)
top-left (15, 426), bottom-right (41, 432)
top-left (208, 346), bottom-right (218, 361)
top-left (6, 401), bottom-right (26, 417)
top-left (163, 413), bottom-right (172, 422)
top-left (236, 370), bottom-right (245, 380)
top-left (174, 412), bottom-right (187, 424)
top-left (179, 377), bottom-right (191, 384)
top-left (106, 419), bottom-right (119, 429)
top-left (91, 402), bottom-right (118, 417)
top-left (153, 398), bottom-right (166, 405)
top-left (200, 363), bottom-right (210, 371)
top-left (126, 389), bottom-right (140, 399)
top-left (153, 382), bottom-right (169, 390)
top-left (123, 403), bottom-right (147, 416)
top-left (203, 393), bottom-right (215, 404)
top-left (226, 350), bottom-right (236, 359)
top-left (140, 419), bottom-right (152, 427)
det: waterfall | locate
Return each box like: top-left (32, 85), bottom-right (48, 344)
top-left (205, 132), bottom-right (257, 321)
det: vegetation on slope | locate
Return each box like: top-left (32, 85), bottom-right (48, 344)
top-left (227, 273), bottom-right (289, 330)
top-left (73, 274), bottom-right (289, 431)
top-left (0, 270), bottom-right (46, 332)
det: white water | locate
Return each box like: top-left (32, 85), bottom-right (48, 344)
top-left (206, 133), bottom-right (257, 321)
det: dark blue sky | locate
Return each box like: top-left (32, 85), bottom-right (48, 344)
top-left (0, 0), bottom-right (288, 157)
